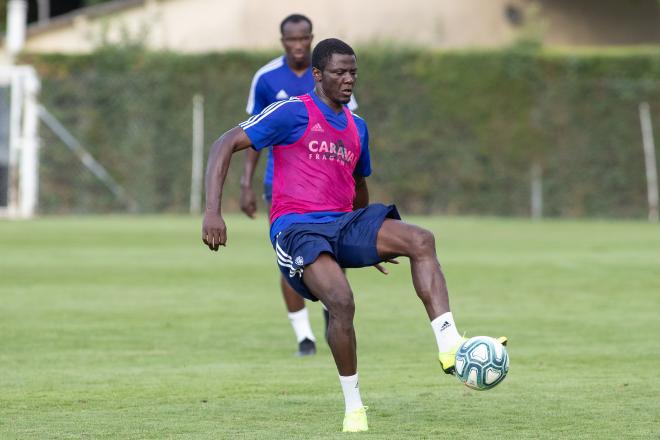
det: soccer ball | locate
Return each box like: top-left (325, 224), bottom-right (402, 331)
top-left (454, 336), bottom-right (509, 390)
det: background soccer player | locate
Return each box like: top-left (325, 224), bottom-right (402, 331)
top-left (241, 14), bottom-right (357, 357)
top-left (203, 38), bottom-right (506, 432)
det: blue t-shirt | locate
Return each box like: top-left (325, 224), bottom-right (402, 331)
top-left (239, 91), bottom-right (371, 244)
top-left (246, 55), bottom-right (357, 185)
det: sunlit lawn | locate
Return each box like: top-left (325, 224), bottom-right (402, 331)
top-left (1, 215), bottom-right (658, 439)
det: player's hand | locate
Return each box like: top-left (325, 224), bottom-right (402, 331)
top-left (373, 258), bottom-right (399, 275)
top-left (240, 186), bottom-right (257, 219)
top-left (202, 212), bottom-right (227, 251)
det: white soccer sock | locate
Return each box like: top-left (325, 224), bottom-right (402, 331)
top-left (288, 307), bottom-right (316, 343)
top-left (339, 373), bottom-right (364, 414)
top-left (431, 312), bottom-right (462, 352)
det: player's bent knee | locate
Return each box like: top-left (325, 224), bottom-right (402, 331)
top-left (410, 227), bottom-right (436, 257)
top-left (324, 290), bottom-right (355, 321)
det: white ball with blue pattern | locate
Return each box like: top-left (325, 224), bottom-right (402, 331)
top-left (455, 336), bottom-right (509, 390)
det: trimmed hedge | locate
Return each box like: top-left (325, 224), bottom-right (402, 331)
top-left (28, 46), bottom-right (660, 217)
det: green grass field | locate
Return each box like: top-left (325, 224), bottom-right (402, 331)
top-left (1, 215), bottom-right (659, 439)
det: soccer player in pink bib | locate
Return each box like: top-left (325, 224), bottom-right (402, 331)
top-left (202, 38), bottom-right (507, 433)
top-left (241, 14), bottom-right (358, 357)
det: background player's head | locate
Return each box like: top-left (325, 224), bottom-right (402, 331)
top-left (312, 38), bottom-right (357, 106)
top-left (280, 14), bottom-right (313, 66)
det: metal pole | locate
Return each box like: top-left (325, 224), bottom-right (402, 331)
top-left (190, 94), bottom-right (204, 215)
top-left (639, 102), bottom-right (659, 222)
top-left (531, 162), bottom-right (543, 220)
top-left (6, 0), bottom-right (27, 64)
top-left (7, 68), bottom-right (24, 216)
top-left (38, 105), bottom-right (139, 212)
top-left (5, 1), bottom-right (28, 216)
top-left (37, 0), bottom-right (50, 23)
top-left (18, 68), bottom-right (40, 218)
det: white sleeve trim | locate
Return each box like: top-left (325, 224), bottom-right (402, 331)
top-left (239, 97), bottom-right (302, 130)
top-left (245, 56), bottom-right (285, 115)
top-left (348, 94), bottom-right (358, 111)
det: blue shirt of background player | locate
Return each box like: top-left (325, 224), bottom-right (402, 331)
top-left (240, 90), bottom-right (371, 245)
top-left (246, 55), bottom-right (357, 186)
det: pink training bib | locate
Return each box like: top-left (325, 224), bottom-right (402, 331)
top-left (270, 94), bottom-right (362, 223)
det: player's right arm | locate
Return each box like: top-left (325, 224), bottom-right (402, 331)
top-left (202, 127), bottom-right (253, 251)
top-left (203, 98), bottom-right (305, 251)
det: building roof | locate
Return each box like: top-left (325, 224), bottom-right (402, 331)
top-left (27, 0), bottom-right (146, 37)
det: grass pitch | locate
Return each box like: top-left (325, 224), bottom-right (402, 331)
top-left (1, 215), bottom-right (658, 439)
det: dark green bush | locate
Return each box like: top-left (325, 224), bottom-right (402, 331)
top-left (27, 46), bottom-right (660, 218)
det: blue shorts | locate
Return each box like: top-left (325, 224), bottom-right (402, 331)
top-left (263, 182), bottom-right (272, 203)
top-left (273, 204), bottom-right (401, 301)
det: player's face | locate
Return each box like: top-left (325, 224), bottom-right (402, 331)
top-left (317, 54), bottom-right (357, 105)
top-left (281, 21), bottom-right (313, 64)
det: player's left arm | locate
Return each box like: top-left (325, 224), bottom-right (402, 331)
top-left (353, 173), bottom-right (369, 209)
top-left (352, 114), bottom-right (371, 211)
top-left (352, 116), bottom-right (396, 274)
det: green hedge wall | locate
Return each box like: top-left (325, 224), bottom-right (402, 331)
top-left (28, 46), bottom-right (660, 217)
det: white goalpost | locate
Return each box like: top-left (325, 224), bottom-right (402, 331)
top-left (1, 0), bottom-right (140, 218)
top-left (0, 65), bottom-right (40, 219)
top-left (0, 0), bottom-right (39, 219)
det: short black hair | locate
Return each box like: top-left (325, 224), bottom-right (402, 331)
top-left (280, 14), bottom-right (313, 35)
top-left (312, 38), bottom-right (356, 72)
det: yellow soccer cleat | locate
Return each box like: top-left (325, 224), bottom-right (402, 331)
top-left (438, 337), bottom-right (468, 374)
top-left (439, 336), bottom-right (508, 374)
top-left (342, 406), bottom-right (368, 433)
